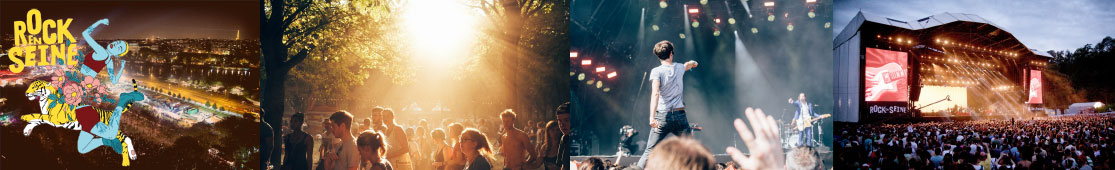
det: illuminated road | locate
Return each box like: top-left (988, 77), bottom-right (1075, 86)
top-left (129, 75), bottom-right (258, 116)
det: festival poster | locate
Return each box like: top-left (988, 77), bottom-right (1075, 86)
top-left (864, 47), bottom-right (908, 102)
top-left (1, 1), bottom-right (260, 169)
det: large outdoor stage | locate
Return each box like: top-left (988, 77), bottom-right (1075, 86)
top-left (833, 12), bottom-right (1053, 123)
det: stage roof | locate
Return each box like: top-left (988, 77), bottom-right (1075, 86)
top-left (836, 11), bottom-right (1051, 59)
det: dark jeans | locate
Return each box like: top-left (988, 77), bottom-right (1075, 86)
top-left (636, 110), bottom-right (690, 168)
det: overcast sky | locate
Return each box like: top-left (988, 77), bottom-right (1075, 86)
top-left (834, 0), bottom-right (1115, 52)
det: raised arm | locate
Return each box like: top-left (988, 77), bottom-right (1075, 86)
top-left (83, 19), bottom-right (109, 60)
top-left (685, 60), bottom-right (699, 71)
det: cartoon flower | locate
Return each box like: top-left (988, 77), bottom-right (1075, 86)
top-left (51, 69), bottom-right (67, 86)
top-left (62, 83), bottom-right (83, 105)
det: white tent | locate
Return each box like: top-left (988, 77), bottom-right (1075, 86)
top-left (1066, 102), bottom-right (1103, 115)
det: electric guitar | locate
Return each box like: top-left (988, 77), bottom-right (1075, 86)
top-left (865, 63), bottom-right (905, 101)
top-left (793, 114), bottom-right (830, 132)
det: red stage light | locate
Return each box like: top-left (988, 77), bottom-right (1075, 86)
top-left (581, 59), bottom-right (592, 65)
top-left (596, 66), bottom-right (606, 72)
top-left (715, 18), bottom-right (721, 24)
top-left (806, 0), bottom-right (817, 3)
top-left (764, 1), bottom-right (775, 7)
top-left (607, 72), bottom-right (617, 78)
top-left (570, 52), bottom-right (578, 58)
top-left (688, 8), bottom-right (699, 14)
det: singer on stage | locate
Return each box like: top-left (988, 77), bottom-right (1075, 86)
top-left (636, 40), bottom-right (698, 168)
top-left (789, 93), bottom-right (820, 147)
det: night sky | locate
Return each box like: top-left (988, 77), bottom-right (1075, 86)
top-left (1, 0), bottom-right (259, 40)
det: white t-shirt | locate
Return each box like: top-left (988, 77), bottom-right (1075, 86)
top-left (649, 63), bottom-right (686, 112)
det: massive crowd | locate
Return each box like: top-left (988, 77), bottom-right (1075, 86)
top-left (262, 102), bottom-right (572, 170)
top-left (835, 115), bottom-right (1115, 170)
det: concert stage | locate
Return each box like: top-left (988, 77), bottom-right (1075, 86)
top-left (833, 12), bottom-right (1053, 123)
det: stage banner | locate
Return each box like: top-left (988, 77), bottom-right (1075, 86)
top-left (1028, 70), bottom-right (1043, 104)
top-left (864, 47), bottom-right (908, 102)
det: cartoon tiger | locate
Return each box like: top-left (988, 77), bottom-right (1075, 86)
top-left (22, 80), bottom-right (138, 166)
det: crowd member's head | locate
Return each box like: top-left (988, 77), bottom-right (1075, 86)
top-left (383, 108), bottom-right (397, 125)
top-left (787, 147), bottom-right (820, 170)
top-left (449, 123), bottom-right (464, 143)
top-left (362, 118), bottom-right (372, 131)
top-left (323, 118), bottom-right (335, 134)
top-left (431, 128), bottom-right (446, 144)
top-left (545, 121), bottom-right (561, 143)
top-left (645, 137), bottom-right (715, 170)
top-left (417, 126), bottom-right (428, 140)
top-left (291, 112), bottom-right (305, 131)
top-left (330, 110), bottom-right (355, 138)
top-left (579, 157), bottom-right (606, 170)
top-left (357, 130), bottom-right (387, 164)
top-left (407, 127), bottom-right (417, 140)
top-left (500, 109), bottom-right (517, 130)
top-left (556, 102), bottom-right (571, 135)
top-left (371, 107), bottom-right (384, 125)
top-left (653, 40), bottom-right (674, 61)
top-left (459, 128), bottom-right (492, 155)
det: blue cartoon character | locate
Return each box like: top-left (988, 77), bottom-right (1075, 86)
top-left (80, 18), bottom-right (128, 84)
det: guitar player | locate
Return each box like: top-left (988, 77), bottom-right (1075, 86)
top-left (788, 93), bottom-right (824, 147)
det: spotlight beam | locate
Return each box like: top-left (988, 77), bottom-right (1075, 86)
top-left (740, 0), bottom-right (753, 18)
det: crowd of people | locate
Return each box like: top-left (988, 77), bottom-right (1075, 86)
top-left (835, 115), bottom-right (1115, 170)
top-left (572, 107), bottom-right (822, 170)
top-left (263, 102), bottom-right (572, 170)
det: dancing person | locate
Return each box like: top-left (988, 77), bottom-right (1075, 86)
top-left (499, 109), bottom-right (536, 170)
top-left (460, 128), bottom-right (494, 170)
top-left (789, 93), bottom-right (822, 147)
top-left (283, 112), bottom-right (314, 170)
top-left (358, 131), bottom-right (394, 170)
top-left (326, 111), bottom-right (361, 170)
top-left (637, 40), bottom-right (699, 168)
